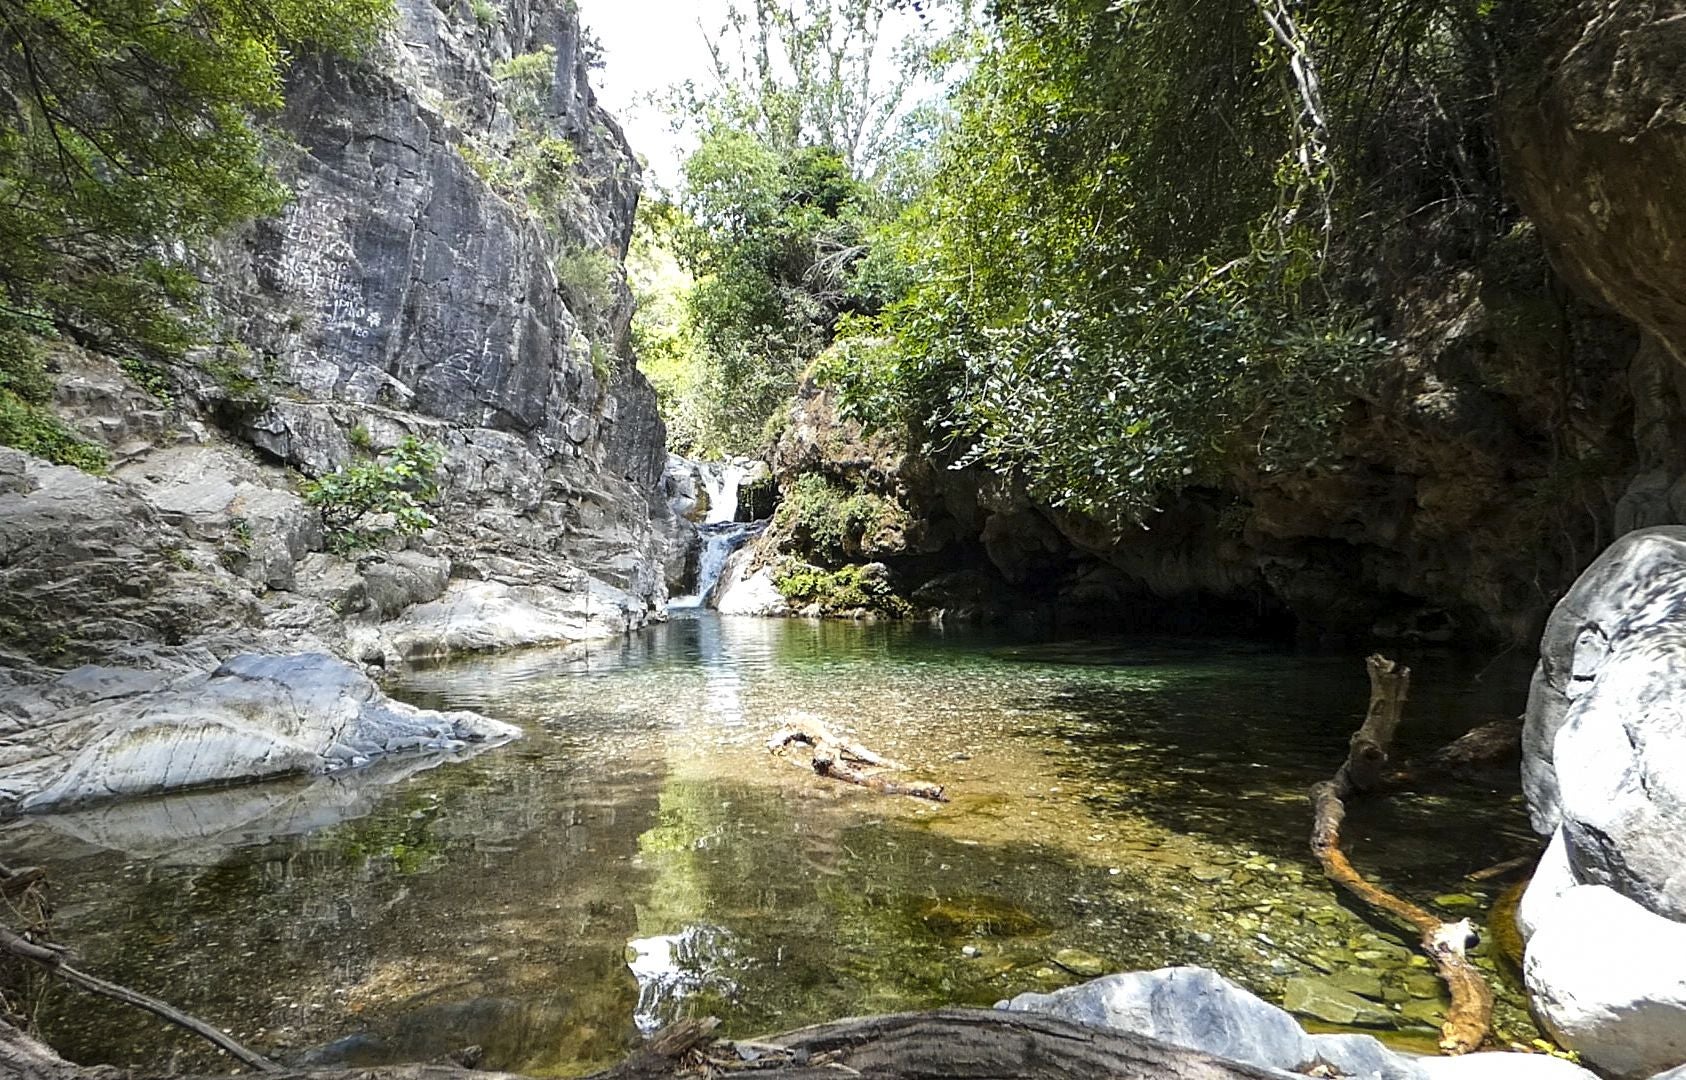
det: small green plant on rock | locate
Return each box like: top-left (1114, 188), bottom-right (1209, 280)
top-left (773, 560), bottom-right (910, 618)
top-left (119, 355), bottom-right (174, 406)
top-left (772, 473), bottom-right (906, 564)
top-left (0, 328), bottom-right (108, 471)
top-left (556, 246), bottom-right (618, 320)
top-left (303, 435), bottom-right (444, 552)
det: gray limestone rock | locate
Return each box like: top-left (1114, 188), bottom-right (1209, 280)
top-left (6, 652), bottom-right (518, 814)
top-left (1522, 527), bottom-right (1686, 919)
top-left (998, 967), bottom-right (1600, 1080)
top-left (714, 548), bottom-right (791, 617)
top-left (0, 449), bottom-right (261, 658)
top-left (378, 577), bottom-right (638, 662)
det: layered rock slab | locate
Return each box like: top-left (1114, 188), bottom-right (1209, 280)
top-left (2, 653), bottom-right (518, 814)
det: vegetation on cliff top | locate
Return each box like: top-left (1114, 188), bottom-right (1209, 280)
top-left (648, 0), bottom-right (1559, 526)
top-left (630, 0), bottom-right (972, 456)
top-left (0, 0), bottom-right (392, 468)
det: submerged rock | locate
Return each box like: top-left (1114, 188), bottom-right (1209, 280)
top-left (1282, 976), bottom-right (1397, 1028)
top-left (4, 652), bottom-right (518, 813)
top-left (1051, 948), bottom-right (1108, 978)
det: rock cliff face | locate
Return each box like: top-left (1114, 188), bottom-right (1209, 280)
top-left (210, 0), bottom-right (669, 604)
top-left (0, 0), bottom-right (673, 810)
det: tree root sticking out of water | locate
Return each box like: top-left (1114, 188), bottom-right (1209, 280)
top-left (0, 861), bottom-right (279, 1074)
top-left (1308, 655), bottom-right (1495, 1055)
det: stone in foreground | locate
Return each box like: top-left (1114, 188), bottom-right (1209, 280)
top-left (999, 966), bottom-right (1597, 1080)
top-left (7, 652), bottom-right (519, 813)
top-left (1524, 885), bottom-right (1686, 1080)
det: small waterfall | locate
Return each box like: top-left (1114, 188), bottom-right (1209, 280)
top-left (669, 520), bottom-right (766, 609)
top-left (696, 460), bottom-right (748, 524)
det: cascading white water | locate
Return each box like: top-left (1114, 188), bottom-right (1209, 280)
top-left (668, 520), bottom-right (766, 609)
top-left (696, 460), bottom-right (748, 525)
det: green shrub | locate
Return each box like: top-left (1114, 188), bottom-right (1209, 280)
top-left (773, 561), bottom-right (909, 617)
top-left (470, 0), bottom-right (498, 27)
top-left (303, 436), bottom-right (443, 551)
top-left (556, 246), bottom-right (618, 318)
top-left (0, 332), bottom-right (107, 471)
top-left (772, 473), bottom-right (905, 564)
top-left (119, 356), bottom-right (174, 405)
top-left (0, 390), bottom-right (108, 472)
top-left (588, 339), bottom-right (614, 384)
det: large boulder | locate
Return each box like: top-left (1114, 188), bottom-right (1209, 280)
top-left (1522, 527), bottom-right (1686, 916)
top-left (0, 449), bottom-right (261, 660)
top-left (2, 652), bottom-right (518, 813)
top-left (378, 577), bottom-right (639, 661)
top-left (713, 548), bottom-right (791, 617)
top-left (1520, 526), bottom-right (1686, 1076)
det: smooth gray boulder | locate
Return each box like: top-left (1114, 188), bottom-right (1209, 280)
top-left (1523, 528), bottom-right (1686, 922)
top-left (8, 652), bottom-right (518, 813)
top-left (714, 549), bottom-right (790, 617)
top-left (1524, 885), bottom-right (1686, 1079)
top-left (379, 577), bottom-right (638, 661)
top-left (1515, 828), bottom-right (1576, 944)
top-left (1518, 527), bottom-right (1686, 1077)
top-left (998, 967), bottom-right (1596, 1080)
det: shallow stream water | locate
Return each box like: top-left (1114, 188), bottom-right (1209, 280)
top-left (8, 615), bottom-right (1543, 1074)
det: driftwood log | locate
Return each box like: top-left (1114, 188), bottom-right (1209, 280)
top-left (1309, 655), bottom-right (1494, 1055)
top-left (3, 1009), bottom-right (1292, 1080)
top-left (768, 716), bottom-right (948, 802)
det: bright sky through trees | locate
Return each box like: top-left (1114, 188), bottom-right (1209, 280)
top-left (576, 0), bottom-right (947, 188)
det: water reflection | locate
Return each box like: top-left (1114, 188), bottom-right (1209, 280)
top-left (625, 926), bottom-right (737, 1034)
top-left (13, 618), bottom-right (1541, 1074)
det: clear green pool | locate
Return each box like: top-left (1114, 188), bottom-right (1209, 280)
top-left (9, 615), bottom-right (1542, 1073)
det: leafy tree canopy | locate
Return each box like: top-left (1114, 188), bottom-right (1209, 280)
top-left (642, 0), bottom-right (975, 454)
top-left (826, 0), bottom-right (1511, 523)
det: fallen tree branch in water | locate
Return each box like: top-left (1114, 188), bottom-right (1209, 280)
top-left (1309, 654), bottom-right (1494, 1055)
top-left (0, 925), bottom-right (279, 1073)
top-left (768, 715), bottom-right (947, 802)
